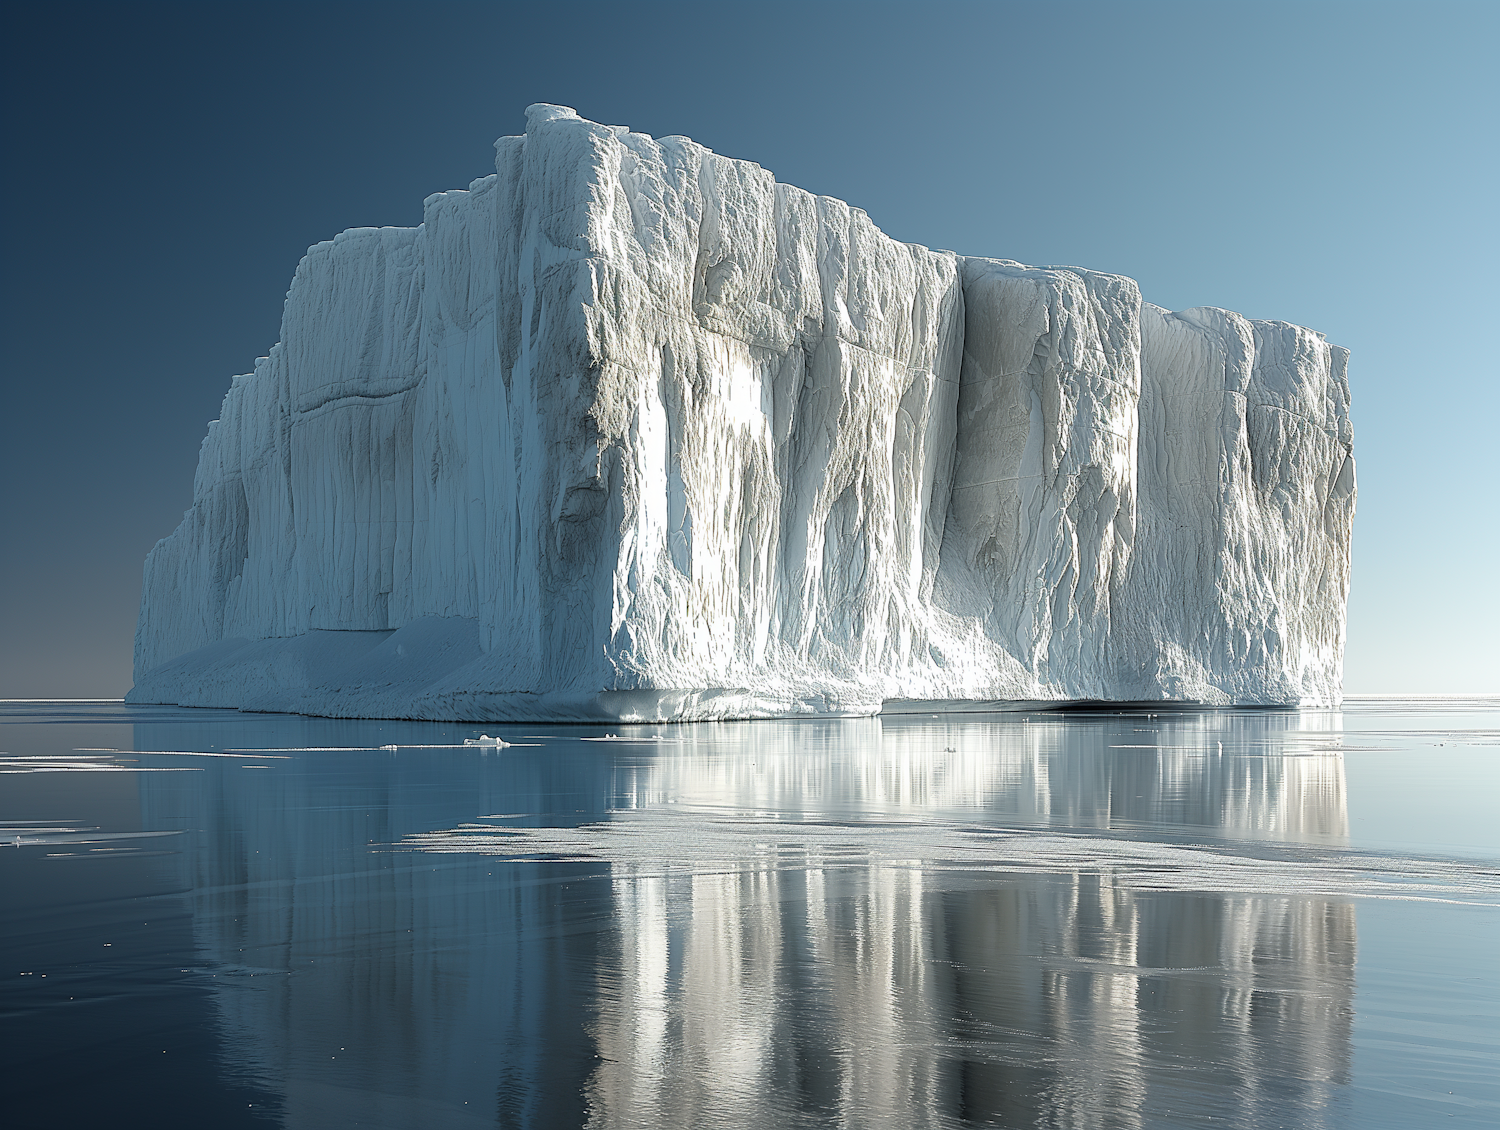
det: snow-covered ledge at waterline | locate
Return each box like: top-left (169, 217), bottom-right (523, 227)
top-left (128, 105), bottom-right (1355, 722)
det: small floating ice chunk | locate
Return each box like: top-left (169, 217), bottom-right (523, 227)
top-left (463, 734), bottom-right (512, 748)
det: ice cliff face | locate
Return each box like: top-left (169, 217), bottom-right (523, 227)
top-left (129, 105), bottom-right (1355, 721)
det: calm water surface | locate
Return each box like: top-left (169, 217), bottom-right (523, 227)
top-left (2, 697), bottom-right (1496, 1128)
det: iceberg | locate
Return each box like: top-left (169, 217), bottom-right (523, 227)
top-left (129, 105), bottom-right (1355, 721)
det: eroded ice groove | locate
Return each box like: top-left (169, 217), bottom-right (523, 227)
top-left (130, 105), bottom-right (1354, 721)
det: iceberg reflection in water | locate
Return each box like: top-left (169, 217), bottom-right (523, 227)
top-left (408, 714), bottom-right (1360, 1128)
top-left (3, 700), bottom-right (1497, 1128)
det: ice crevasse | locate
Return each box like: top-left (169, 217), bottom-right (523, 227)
top-left (129, 105), bottom-right (1356, 722)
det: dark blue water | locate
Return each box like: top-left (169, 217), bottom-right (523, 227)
top-left (2, 698), bottom-right (1496, 1128)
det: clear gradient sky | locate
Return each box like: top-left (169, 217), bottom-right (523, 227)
top-left (2, 0), bottom-right (1496, 697)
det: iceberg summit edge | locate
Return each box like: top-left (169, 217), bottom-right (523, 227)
top-left (129, 105), bottom-right (1356, 722)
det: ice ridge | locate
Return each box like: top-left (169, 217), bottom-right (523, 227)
top-left (128, 105), bottom-right (1355, 721)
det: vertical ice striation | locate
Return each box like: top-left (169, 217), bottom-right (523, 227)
top-left (933, 259), bottom-right (1145, 700)
top-left (129, 106), bottom-right (1354, 720)
top-left (1122, 305), bottom-right (1355, 704)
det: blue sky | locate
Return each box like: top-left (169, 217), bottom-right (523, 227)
top-left (2, 0), bottom-right (1496, 695)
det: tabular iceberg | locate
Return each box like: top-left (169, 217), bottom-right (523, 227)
top-left (129, 105), bottom-right (1355, 721)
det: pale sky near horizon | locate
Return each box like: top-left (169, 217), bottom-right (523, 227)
top-left (2, 0), bottom-right (1496, 697)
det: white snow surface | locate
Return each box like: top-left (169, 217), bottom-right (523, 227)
top-left (130, 105), bottom-right (1355, 721)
